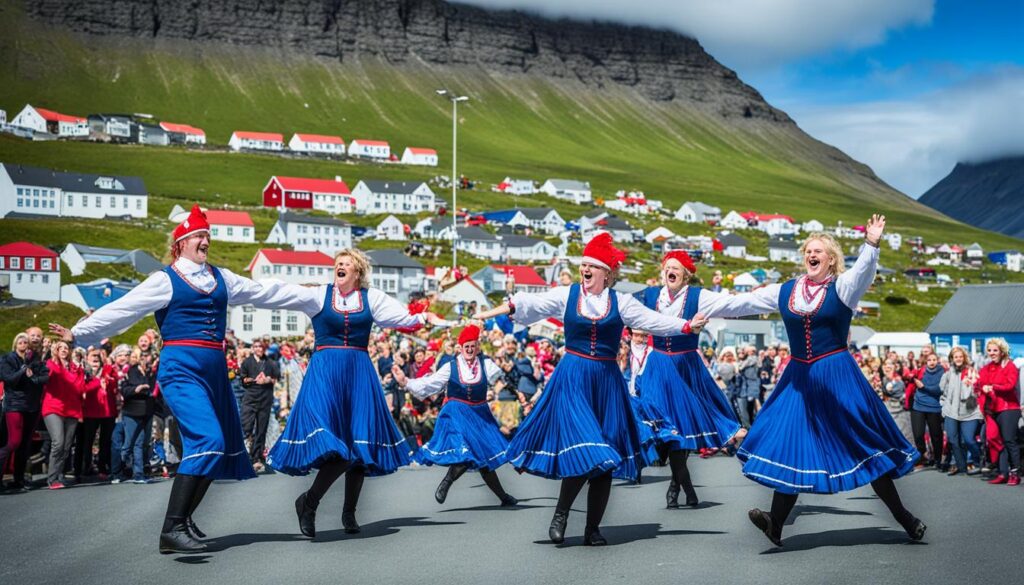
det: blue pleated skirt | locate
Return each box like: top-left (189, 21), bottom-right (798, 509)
top-left (413, 400), bottom-right (510, 471)
top-left (639, 351), bottom-right (741, 451)
top-left (267, 348), bottom-right (412, 477)
top-left (737, 351), bottom-right (919, 494)
top-left (630, 395), bottom-right (660, 467)
top-left (506, 354), bottom-right (644, 481)
top-left (157, 345), bottom-right (255, 480)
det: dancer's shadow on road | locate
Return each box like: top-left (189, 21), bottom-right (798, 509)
top-left (200, 532), bottom-right (306, 553)
top-left (785, 504), bottom-right (872, 525)
top-left (439, 496), bottom-right (548, 513)
top-left (534, 523), bottom-right (725, 547)
top-left (762, 526), bottom-right (924, 553)
top-left (316, 516), bottom-right (465, 542)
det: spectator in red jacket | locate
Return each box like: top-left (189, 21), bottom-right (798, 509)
top-left (42, 341), bottom-right (95, 489)
top-left (976, 338), bottom-right (1021, 486)
top-left (74, 347), bottom-right (124, 480)
top-left (0, 332), bottom-right (50, 492)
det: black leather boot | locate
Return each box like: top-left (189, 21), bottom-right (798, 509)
top-left (159, 522), bottom-right (207, 554)
top-left (902, 516), bottom-right (927, 541)
top-left (434, 465), bottom-right (465, 504)
top-left (500, 494), bottom-right (519, 507)
top-left (748, 508), bottom-right (782, 547)
top-left (548, 509), bottom-right (568, 544)
top-left (666, 481), bottom-right (680, 509)
top-left (185, 517), bottom-right (207, 539)
top-left (583, 525), bottom-right (607, 546)
top-left (342, 509), bottom-right (361, 534)
top-left (295, 492), bottom-right (317, 538)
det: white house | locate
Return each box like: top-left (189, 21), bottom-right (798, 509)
top-left (228, 304), bottom-right (311, 343)
top-left (265, 212), bottom-right (352, 256)
top-left (350, 180), bottom-right (436, 214)
top-left (471, 264), bottom-right (549, 295)
top-left (733, 272), bottom-right (759, 293)
top-left (0, 163), bottom-right (148, 219)
top-left (160, 122), bottom-right (206, 145)
top-left (60, 278), bottom-right (137, 312)
top-left (0, 242), bottom-right (60, 301)
top-left (497, 177), bottom-right (536, 195)
top-left (485, 207), bottom-right (564, 235)
top-left (229, 131), bottom-right (284, 152)
top-left (539, 179), bottom-right (592, 204)
top-left (717, 232), bottom-right (748, 259)
top-left (645, 226), bottom-right (676, 244)
top-left (376, 215), bottom-right (406, 241)
top-left (206, 210), bottom-right (256, 243)
top-left (745, 212), bottom-right (798, 237)
top-left (401, 147), bottom-right (438, 166)
top-left (60, 243), bottom-right (161, 277)
top-left (801, 219), bottom-right (825, 233)
top-left (413, 217), bottom-right (445, 240)
top-left (88, 114), bottom-right (134, 141)
top-left (289, 133), bottom-right (345, 156)
top-left (348, 139), bottom-right (391, 160)
top-left (11, 105), bottom-right (88, 137)
top-left (605, 190), bottom-right (663, 216)
top-left (0, 109), bottom-right (6, 125)
top-left (579, 212), bottom-right (637, 243)
top-left (885, 233), bottom-right (903, 250)
top-left (965, 243), bottom-right (984, 265)
top-left (501, 235), bottom-right (559, 262)
top-left (366, 249), bottom-right (426, 302)
top-left (719, 210), bottom-right (752, 230)
top-left (438, 226), bottom-right (503, 261)
top-left (768, 238), bottom-right (801, 263)
top-left (247, 249), bottom-right (333, 285)
top-left (675, 201), bottom-right (722, 224)
top-left (1007, 252), bottom-right (1022, 273)
top-left (438, 276), bottom-right (491, 309)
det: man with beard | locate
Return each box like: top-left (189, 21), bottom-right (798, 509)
top-left (240, 340), bottom-right (280, 472)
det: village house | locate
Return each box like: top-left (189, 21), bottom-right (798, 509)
top-left (437, 226), bottom-right (503, 261)
top-left (675, 201), bottom-right (722, 224)
top-left (88, 114), bottom-right (134, 142)
top-left (719, 210), bottom-right (752, 230)
top-left (160, 122), bottom-right (207, 145)
top-left (438, 276), bottom-right (491, 309)
top-left (401, 147), bottom-right (438, 166)
top-left (801, 219), bottom-right (825, 233)
top-left (604, 190), bottom-right (662, 216)
top-left (265, 211), bottom-right (352, 256)
top-left (579, 211), bottom-right (638, 243)
top-left (471, 264), bottom-right (549, 295)
top-left (742, 212), bottom-right (798, 237)
top-left (137, 123), bottom-right (169, 146)
top-left (501, 234), bottom-right (559, 263)
top-left (965, 243), bottom-right (984, 265)
top-left (60, 243), bottom-right (161, 277)
top-left (289, 133), bottom-right (345, 156)
top-left (11, 105), bottom-right (89, 137)
top-left (733, 272), bottom-right (759, 293)
top-left (482, 207), bottom-right (565, 235)
top-left (768, 238), bottom-right (801, 263)
top-left (716, 231), bottom-right (748, 259)
top-left (0, 163), bottom-right (148, 219)
top-left (262, 176), bottom-right (353, 214)
top-left (645, 226), bottom-right (676, 244)
top-left (205, 210), bottom-right (255, 243)
top-left (376, 215), bottom-right (407, 240)
top-left (0, 241), bottom-right (60, 301)
top-left (60, 278), bottom-right (137, 313)
top-left (348, 139), bottom-right (391, 161)
top-left (539, 179), bottom-right (592, 204)
top-left (413, 216), bottom-right (446, 239)
top-left (229, 131), bottom-right (284, 152)
top-left (350, 180), bottom-right (436, 214)
top-left (927, 284), bottom-right (1024, 358)
top-left (496, 178), bottom-right (536, 195)
top-left (247, 249), bottom-right (334, 285)
top-left (885, 233), bottom-right (903, 250)
top-left (366, 249), bottom-right (426, 302)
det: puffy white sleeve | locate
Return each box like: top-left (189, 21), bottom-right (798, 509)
top-left (367, 288), bottom-right (426, 329)
top-left (509, 287), bottom-right (570, 325)
top-left (222, 269), bottom-right (323, 316)
top-left (485, 359), bottom-right (504, 384)
top-left (836, 244), bottom-right (879, 309)
top-left (404, 363), bottom-right (451, 400)
top-left (699, 285), bottom-right (782, 318)
top-left (617, 293), bottom-right (690, 337)
top-left (71, 272), bottom-right (172, 347)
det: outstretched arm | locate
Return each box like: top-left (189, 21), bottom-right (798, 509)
top-left (836, 214), bottom-right (885, 309)
top-left (369, 289), bottom-right (450, 329)
top-left (58, 272), bottom-right (173, 347)
top-left (221, 269), bottom-right (323, 316)
top-left (617, 294), bottom-right (706, 337)
top-left (697, 285), bottom-right (782, 319)
top-left (393, 363), bottom-right (450, 400)
top-left (476, 287), bottom-right (570, 324)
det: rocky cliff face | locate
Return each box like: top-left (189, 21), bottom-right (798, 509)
top-left (24, 0), bottom-right (789, 122)
top-left (919, 157), bottom-right (1024, 239)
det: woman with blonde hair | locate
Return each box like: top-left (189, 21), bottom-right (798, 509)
top-left (265, 248), bottom-right (451, 537)
top-left (940, 347), bottom-right (982, 476)
top-left (0, 332), bottom-right (50, 492)
top-left (975, 338), bottom-right (1020, 485)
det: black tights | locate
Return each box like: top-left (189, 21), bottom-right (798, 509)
top-left (556, 472), bottom-right (613, 530)
top-left (306, 459), bottom-right (365, 512)
top-left (768, 475), bottom-right (913, 536)
top-left (668, 449), bottom-right (696, 497)
top-left (441, 465), bottom-right (510, 500)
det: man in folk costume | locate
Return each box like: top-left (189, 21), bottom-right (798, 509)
top-left (51, 205), bottom-right (303, 554)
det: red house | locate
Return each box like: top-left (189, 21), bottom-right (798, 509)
top-left (262, 176), bottom-right (353, 214)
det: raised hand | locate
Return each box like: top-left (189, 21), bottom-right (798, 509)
top-left (865, 214), bottom-right (886, 246)
top-left (689, 312), bottom-right (709, 333)
top-left (48, 323), bottom-right (74, 343)
top-left (391, 364), bottom-right (408, 387)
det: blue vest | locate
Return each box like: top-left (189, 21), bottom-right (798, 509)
top-left (640, 285), bottom-right (700, 353)
top-left (564, 284), bottom-right (623, 359)
top-left (311, 286), bottom-right (373, 349)
top-left (155, 265), bottom-right (228, 343)
top-left (445, 355), bottom-right (491, 403)
top-left (778, 279), bottom-right (852, 361)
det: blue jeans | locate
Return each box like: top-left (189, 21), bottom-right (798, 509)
top-left (944, 417), bottom-right (981, 471)
top-left (110, 420), bottom-right (125, 478)
top-left (121, 415), bottom-right (151, 480)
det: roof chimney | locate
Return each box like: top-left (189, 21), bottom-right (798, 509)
top-left (335, 176), bottom-right (342, 182)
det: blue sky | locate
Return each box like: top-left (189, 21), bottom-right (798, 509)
top-left (465, 0), bottom-right (1024, 197)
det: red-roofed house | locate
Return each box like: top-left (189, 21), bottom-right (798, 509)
top-left (11, 104), bottom-right (88, 137)
top-left (348, 139), bottom-right (390, 161)
top-left (0, 241), bottom-right (60, 301)
top-left (160, 122), bottom-right (207, 145)
top-left (289, 133), bottom-right (345, 156)
top-left (206, 210), bottom-right (255, 243)
top-left (471, 264), bottom-right (548, 295)
top-left (229, 131), bottom-right (284, 152)
top-left (247, 249), bottom-right (333, 285)
top-left (400, 147), bottom-right (438, 166)
top-left (262, 175), bottom-right (354, 214)
top-left (739, 211), bottom-right (798, 237)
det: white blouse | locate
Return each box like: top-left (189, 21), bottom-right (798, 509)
top-left (281, 285), bottom-right (427, 329)
top-left (509, 286), bottom-right (691, 337)
top-left (627, 342), bottom-right (652, 396)
top-left (404, 355), bottom-right (504, 400)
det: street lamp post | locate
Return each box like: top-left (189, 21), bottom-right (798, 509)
top-left (436, 90), bottom-right (469, 272)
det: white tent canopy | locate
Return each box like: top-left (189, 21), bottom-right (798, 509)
top-left (863, 332), bottom-right (932, 355)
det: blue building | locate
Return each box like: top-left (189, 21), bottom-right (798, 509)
top-left (926, 284), bottom-right (1024, 359)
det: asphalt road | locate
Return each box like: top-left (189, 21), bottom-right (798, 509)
top-left (1, 457), bottom-right (1020, 585)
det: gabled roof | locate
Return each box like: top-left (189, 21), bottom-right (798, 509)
top-left (277, 211), bottom-right (349, 228)
top-left (294, 133), bottom-right (344, 144)
top-left (682, 201), bottom-right (721, 214)
top-left (117, 250), bottom-right (162, 274)
top-left (591, 214), bottom-right (632, 230)
top-left (456, 226), bottom-right (498, 241)
top-left (0, 241), bottom-right (58, 259)
top-left (768, 238), bottom-right (799, 250)
top-left (489, 265), bottom-right (546, 286)
top-left (480, 210), bottom-right (522, 223)
top-left (66, 243), bottom-right (126, 258)
top-left (926, 284), bottom-right (1024, 334)
top-left (160, 122), bottom-right (205, 136)
top-left (2, 163), bottom-right (148, 196)
top-left (546, 179), bottom-right (590, 190)
top-left (34, 107), bottom-right (85, 123)
top-left (404, 147), bottom-right (436, 155)
top-left (366, 249), bottom-right (424, 270)
top-left (248, 249), bottom-right (333, 270)
top-left (741, 211), bottom-right (795, 223)
top-left (716, 232), bottom-right (748, 246)
top-left (351, 139), bottom-right (390, 147)
top-left (501, 234), bottom-right (548, 248)
top-left (205, 210), bottom-right (254, 227)
top-left (233, 131), bottom-right (283, 142)
top-left (69, 279), bottom-right (138, 310)
top-left (358, 180), bottom-right (426, 195)
top-left (966, 242), bottom-right (984, 251)
top-left (274, 176), bottom-right (351, 195)
top-left (517, 208), bottom-right (560, 221)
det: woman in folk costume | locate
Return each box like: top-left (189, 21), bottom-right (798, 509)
top-left (619, 328), bottom-right (662, 483)
top-left (633, 250), bottom-right (743, 508)
top-left (473, 233), bottom-right (707, 546)
top-left (703, 215), bottom-right (925, 547)
top-left (50, 205), bottom-right (304, 554)
top-left (390, 324), bottom-right (518, 507)
top-left (265, 249), bottom-right (449, 538)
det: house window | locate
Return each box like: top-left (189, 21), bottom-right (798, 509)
top-left (136, 199), bottom-right (142, 210)
top-left (298, 266), bottom-right (305, 275)
top-left (226, 227), bottom-right (234, 236)
top-left (123, 197), bottom-right (128, 208)
top-left (16, 188), bottom-right (23, 196)
top-left (262, 266), bottom-right (270, 275)
top-left (0, 257), bottom-right (4, 268)
top-left (95, 196), bottom-right (101, 207)
top-left (242, 313), bottom-right (253, 332)
top-left (273, 266), bottom-right (281, 274)
top-left (41, 258), bottom-right (51, 270)
top-left (110, 196), bottom-right (116, 207)
top-left (286, 314), bottom-right (298, 332)
top-left (67, 195), bottom-right (73, 207)
top-left (211, 228), bottom-right (219, 236)
top-left (16, 274), bottom-right (22, 283)
top-left (11, 257), bottom-right (20, 269)
top-left (29, 274), bottom-right (36, 283)
top-left (286, 266), bottom-right (293, 276)
top-left (16, 199), bottom-right (22, 207)
top-left (82, 195), bottom-right (88, 207)
top-left (25, 258), bottom-right (35, 270)
top-left (42, 275), bottom-right (49, 284)
top-left (243, 228), bottom-right (250, 238)
top-left (271, 311), bottom-right (281, 332)
top-left (33, 200), bottom-right (39, 208)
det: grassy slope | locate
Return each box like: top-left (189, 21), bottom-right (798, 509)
top-left (1, 1), bottom-right (1022, 340)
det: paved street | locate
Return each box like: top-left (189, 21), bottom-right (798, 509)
top-left (1, 457), bottom-right (1019, 585)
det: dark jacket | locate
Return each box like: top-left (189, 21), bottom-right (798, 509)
top-left (516, 357), bottom-right (543, 397)
top-left (120, 365), bottom-right (156, 418)
top-left (0, 350), bottom-right (50, 413)
top-left (240, 355), bottom-right (280, 395)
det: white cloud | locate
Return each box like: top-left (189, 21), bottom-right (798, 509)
top-left (791, 67), bottom-right (1024, 197)
top-left (459, 0), bottom-right (933, 69)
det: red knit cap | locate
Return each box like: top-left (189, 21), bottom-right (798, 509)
top-left (582, 232), bottom-right (627, 271)
top-left (172, 204), bottom-right (210, 242)
top-left (662, 250), bottom-right (696, 273)
top-left (458, 324), bottom-right (481, 345)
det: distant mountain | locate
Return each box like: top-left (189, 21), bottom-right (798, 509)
top-left (919, 157), bottom-right (1024, 239)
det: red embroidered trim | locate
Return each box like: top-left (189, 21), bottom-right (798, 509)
top-left (315, 345), bottom-right (368, 352)
top-left (653, 348), bottom-right (698, 356)
top-left (565, 349), bottom-right (617, 361)
top-left (456, 356), bottom-right (483, 385)
top-left (787, 277), bottom-right (830, 317)
top-left (164, 339), bottom-right (224, 350)
top-left (331, 286), bottom-right (365, 314)
top-left (444, 397), bottom-right (487, 406)
top-left (658, 285), bottom-right (688, 318)
top-left (576, 284), bottom-right (611, 322)
top-left (790, 347), bottom-right (846, 364)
